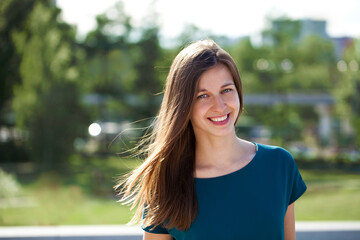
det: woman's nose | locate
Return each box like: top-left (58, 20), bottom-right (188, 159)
top-left (211, 95), bottom-right (226, 112)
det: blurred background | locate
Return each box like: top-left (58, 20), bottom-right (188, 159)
top-left (0, 0), bottom-right (359, 226)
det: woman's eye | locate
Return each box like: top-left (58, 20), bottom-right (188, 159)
top-left (222, 88), bottom-right (232, 93)
top-left (197, 94), bottom-right (207, 99)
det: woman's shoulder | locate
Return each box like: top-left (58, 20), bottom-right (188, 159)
top-left (256, 142), bottom-right (290, 153)
top-left (255, 142), bottom-right (295, 162)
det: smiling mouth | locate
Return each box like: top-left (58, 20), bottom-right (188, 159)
top-left (209, 114), bottom-right (229, 122)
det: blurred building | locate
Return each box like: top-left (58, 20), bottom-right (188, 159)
top-left (262, 18), bottom-right (329, 45)
top-left (244, 94), bottom-right (335, 143)
top-left (262, 18), bottom-right (353, 59)
top-left (331, 37), bottom-right (354, 59)
top-left (298, 18), bottom-right (329, 41)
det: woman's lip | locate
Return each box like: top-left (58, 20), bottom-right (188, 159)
top-left (208, 114), bottom-right (230, 125)
top-left (209, 114), bottom-right (228, 121)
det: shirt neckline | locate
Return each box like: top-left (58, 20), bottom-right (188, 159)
top-left (195, 142), bottom-right (260, 180)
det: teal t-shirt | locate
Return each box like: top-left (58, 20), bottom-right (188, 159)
top-left (143, 143), bottom-right (307, 240)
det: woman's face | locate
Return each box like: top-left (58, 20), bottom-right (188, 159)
top-left (190, 64), bottom-right (240, 139)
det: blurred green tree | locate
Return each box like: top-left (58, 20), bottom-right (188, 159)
top-left (131, 25), bottom-right (163, 121)
top-left (0, 0), bottom-right (37, 162)
top-left (7, 0), bottom-right (87, 171)
top-left (78, 1), bottom-right (164, 124)
top-left (262, 18), bottom-right (301, 47)
top-left (333, 39), bottom-right (360, 149)
top-left (0, 0), bottom-right (36, 123)
top-left (78, 2), bottom-right (136, 123)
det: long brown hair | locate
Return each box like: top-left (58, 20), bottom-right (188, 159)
top-left (116, 39), bottom-right (243, 230)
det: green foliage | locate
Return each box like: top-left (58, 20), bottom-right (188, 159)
top-left (78, 3), bottom-right (164, 123)
top-left (333, 39), bottom-right (360, 148)
top-left (80, 2), bottom-right (134, 93)
top-left (3, 0), bottom-right (87, 171)
top-left (262, 17), bottom-right (301, 48)
top-left (176, 24), bottom-right (211, 48)
top-left (131, 26), bottom-right (163, 120)
top-left (66, 154), bottom-right (141, 196)
top-left (0, 169), bottom-right (22, 198)
top-left (232, 38), bottom-right (258, 73)
top-left (24, 82), bottom-right (87, 170)
top-left (0, 0), bottom-right (36, 124)
top-left (298, 35), bottom-right (335, 64)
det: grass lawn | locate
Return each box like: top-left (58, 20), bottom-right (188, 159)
top-left (0, 156), bottom-right (138, 226)
top-left (1, 157), bottom-right (359, 226)
top-left (0, 186), bottom-right (134, 225)
top-left (295, 168), bottom-right (360, 220)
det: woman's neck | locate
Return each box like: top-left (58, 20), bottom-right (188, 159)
top-left (194, 134), bottom-right (256, 178)
top-left (195, 132), bottom-right (242, 168)
top-left (194, 133), bottom-right (256, 178)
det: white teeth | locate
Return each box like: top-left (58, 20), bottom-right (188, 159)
top-left (210, 114), bottom-right (228, 122)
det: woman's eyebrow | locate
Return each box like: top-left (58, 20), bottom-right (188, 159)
top-left (197, 88), bottom-right (207, 93)
top-left (197, 82), bottom-right (235, 93)
top-left (221, 82), bottom-right (235, 88)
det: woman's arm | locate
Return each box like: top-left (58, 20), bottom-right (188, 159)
top-left (284, 202), bottom-right (296, 240)
top-left (143, 232), bottom-right (173, 240)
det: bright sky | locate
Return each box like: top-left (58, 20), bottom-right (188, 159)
top-left (57, 0), bottom-right (360, 42)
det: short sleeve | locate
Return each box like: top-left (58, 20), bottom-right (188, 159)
top-left (141, 208), bottom-right (169, 234)
top-left (287, 153), bottom-right (307, 205)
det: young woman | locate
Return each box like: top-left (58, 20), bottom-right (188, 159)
top-left (118, 39), bottom-right (307, 240)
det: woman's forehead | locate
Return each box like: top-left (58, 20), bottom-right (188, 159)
top-left (196, 65), bottom-right (234, 90)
